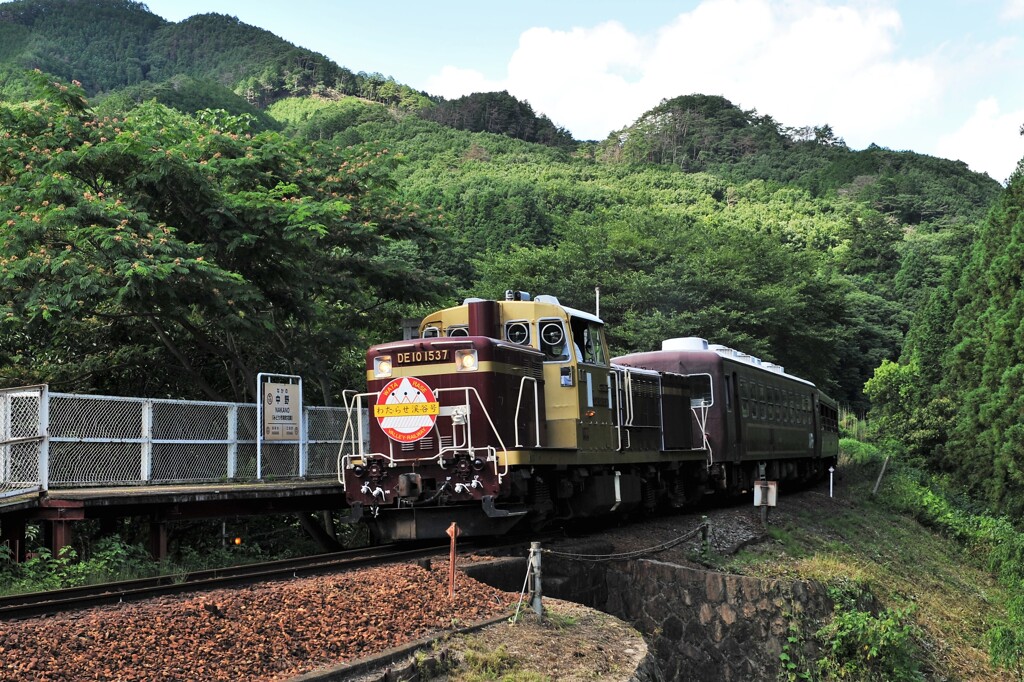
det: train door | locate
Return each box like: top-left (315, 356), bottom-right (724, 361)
top-left (538, 317), bottom-right (579, 449)
top-left (811, 392), bottom-right (821, 457)
top-left (728, 372), bottom-right (744, 461)
top-left (569, 316), bottom-right (616, 452)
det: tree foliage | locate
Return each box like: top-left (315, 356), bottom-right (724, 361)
top-left (0, 1), bottom-right (1010, 481)
top-left (869, 152), bottom-right (1024, 516)
top-left (93, 74), bottom-right (280, 132)
top-left (0, 0), bottom-right (161, 93)
top-left (0, 0), bottom-right (432, 114)
top-left (0, 74), bottom-right (447, 401)
top-left (420, 91), bottom-right (574, 149)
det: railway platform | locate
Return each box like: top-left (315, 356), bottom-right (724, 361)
top-left (1, 480), bottom-right (347, 562)
top-left (1, 385), bottom-right (362, 561)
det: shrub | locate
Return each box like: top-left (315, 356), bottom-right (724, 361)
top-left (839, 438), bottom-right (883, 464)
top-left (817, 587), bottom-right (923, 681)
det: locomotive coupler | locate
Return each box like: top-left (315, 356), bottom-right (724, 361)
top-left (398, 472), bottom-right (422, 498)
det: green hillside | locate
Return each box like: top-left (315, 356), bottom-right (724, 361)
top-left (3, 0), bottom-right (1024, 673)
top-left (0, 0), bottom-right (1003, 409)
top-left (0, 0), bottom-right (431, 115)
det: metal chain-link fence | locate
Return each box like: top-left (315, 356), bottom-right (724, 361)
top-left (1, 387), bottom-right (361, 490)
top-left (0, 386), bottom-right (46, 499)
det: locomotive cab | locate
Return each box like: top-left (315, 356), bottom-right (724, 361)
top-left (414, 293), bottom-right (616, 453)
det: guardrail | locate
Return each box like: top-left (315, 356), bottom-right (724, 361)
top-left (0, 386), bottom-right (363, 491)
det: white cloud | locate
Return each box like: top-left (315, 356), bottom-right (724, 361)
top-left (425, 66), bottom-right (504, 100)
top-left (425, 0), bottom-right (942, 147)
top-left (935, 98), bottom-right (1024, 183)
top-left (1003, 0), bottom-right (1024, 20)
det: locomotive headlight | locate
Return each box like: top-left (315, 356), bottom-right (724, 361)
top-left (373, 355), bottom-right (393, 378)
top-left (455, 349), bottom-right (479, 372)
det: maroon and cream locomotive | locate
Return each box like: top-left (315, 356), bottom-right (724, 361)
top-left (340, 292), bottom-right (838, 541)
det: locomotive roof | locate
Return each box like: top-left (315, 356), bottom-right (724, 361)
top-left (616, 346), bottom-right (816, 389)
top-left (461, 295), bottom-right (604, 325)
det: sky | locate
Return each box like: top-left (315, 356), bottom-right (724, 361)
top-left (135, 0), bottom-right (1024, 183)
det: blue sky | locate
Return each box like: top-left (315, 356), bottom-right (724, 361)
top-left (133, 1), bottom-right (1024, 182)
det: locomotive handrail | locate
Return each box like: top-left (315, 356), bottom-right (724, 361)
top-left (614, 368), bottom-right (645, 451)
top-left (513, 376), bottom-right (542, 448)
top-left (337, 390), bottom-right (385, 491)
top-left (434, 386), bottom-right (511, 482)
top-left (691, 400), bottom-right (714, 466)
top-left (624, 369), bottom-right (635, 427)
top-left (612, 370), bottom-right (624, 452)
top-left (337, 386), bottom-right (514, 491)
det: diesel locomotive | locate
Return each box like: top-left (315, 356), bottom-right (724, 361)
top-left (339, 292), bottom-right (839, 541)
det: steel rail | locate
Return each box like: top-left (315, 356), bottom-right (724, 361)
top-left (0, 541), bottom-right (470, 620)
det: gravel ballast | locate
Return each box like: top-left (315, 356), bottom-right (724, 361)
top-left (0, 562), bottom-right (518, 681)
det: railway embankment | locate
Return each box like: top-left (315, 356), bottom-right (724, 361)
top-left (461, 545), bottom-right (833, 681)
top-left (556, 552), bottom-right (831, 679)
top-left (451, 454), bottom-right (1016, 681)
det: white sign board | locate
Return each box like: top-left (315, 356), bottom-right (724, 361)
top-left (263, 381), bottom-right (300, 441)
top-left (753, 481), bottom-right (778, 507)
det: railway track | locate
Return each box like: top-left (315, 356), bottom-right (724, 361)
top-left (0, 540), bottom-right (472, 620)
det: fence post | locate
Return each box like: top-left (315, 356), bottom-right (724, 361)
top-left (141, 399), bottom-right (153, 482)
top-left (871, 456), bottom-right (890, 497)
top-left (299, 407), bottom-right (308, 478)
top-left (1, 392), bottom-right (8, 484)
top-left (227, 404), bottom-right (238, 479)
top-left (530, 541), bottom-right (543, 618)
top-left (701, 515), bottom-right (710, 557)
top-left (38, 386), bottom-right (49, 491)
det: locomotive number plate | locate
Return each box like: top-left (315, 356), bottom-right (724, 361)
top-left (395, 349), bottom-right (449, 365)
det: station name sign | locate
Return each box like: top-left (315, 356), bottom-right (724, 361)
top-left (263, 381), bottom-right (300, 441)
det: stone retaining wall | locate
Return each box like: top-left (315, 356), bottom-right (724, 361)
top-left (464, 548), bottom-right (834, 681)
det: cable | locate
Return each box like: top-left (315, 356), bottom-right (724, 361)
top-left (539, 522), bottom-right (707, 563)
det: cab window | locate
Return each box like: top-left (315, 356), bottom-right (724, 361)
top-left (689, 374), bottom-right (713, 407)
top-left (504, 320), bottom-right (531, 345)
top-left (569, 317), bottom-right (607, 365)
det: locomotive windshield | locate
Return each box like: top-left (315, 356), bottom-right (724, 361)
top-left (569, 316), bottom-right (607, 365)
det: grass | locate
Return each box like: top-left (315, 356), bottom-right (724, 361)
top-left (542, 609), bottom-right (578, 630)
top-left (710, 445), bottom-right (1015, 680)
top-left (446, 640), bottom-right (547, 682)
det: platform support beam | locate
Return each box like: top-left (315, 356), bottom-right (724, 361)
top-left (47, 519), bottom-right (73, 558)
top-left (149, 520), bottom-right (168, 562)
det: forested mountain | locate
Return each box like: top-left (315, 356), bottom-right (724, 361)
top-left (0, 0), bottom-right (432, 114)
top-left (0, 0), bottom-right (1008, 423)
top-left (420, 91), bottom-right (575, 148)
top-left (868, 160), bottom-right (1024, 517)
top-left (0, 0), bottom-right (162, 93)
top-left (600, 94), bottom-right (998, 223)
